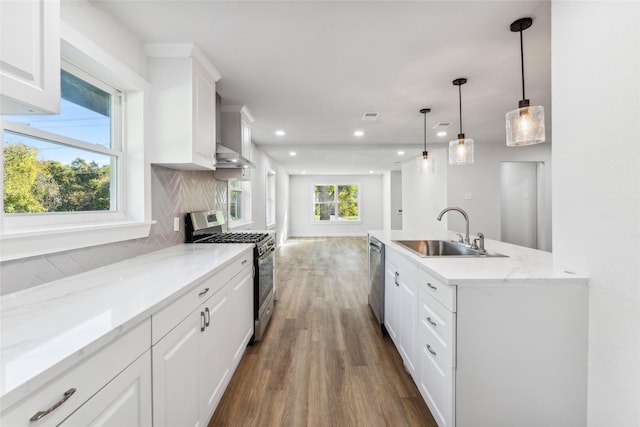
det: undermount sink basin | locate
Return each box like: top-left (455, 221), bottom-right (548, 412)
top-left (392, 240), bottom-right (507, 258)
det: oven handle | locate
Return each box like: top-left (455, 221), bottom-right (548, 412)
top-left (258, 247), bottom-right (275, 265)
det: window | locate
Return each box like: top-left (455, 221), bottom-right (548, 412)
top-left (266, 171), bottom-right (276, 227)
top-left (3, 63), bottom-right (121, 214)
top-left (228, 179), bottom-right (252, 227)
top-left (313, 184), bottom-right (360, 222)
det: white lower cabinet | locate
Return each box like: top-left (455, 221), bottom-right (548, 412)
top-left (60, 351), bottom-right (152, 427)
top-left (0, 320), bottom-right (150, 427)
top-left (152, 250), bottom-right (254, 427)
top-left (384, 247), bottom-right (418, 378)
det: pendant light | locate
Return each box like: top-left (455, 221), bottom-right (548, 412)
top-left (506, 17), bottom-right (545, 146)
top-left (449, 78), bottom-right (474, 165)
top-left (416, 108), bottom-right (433, 175)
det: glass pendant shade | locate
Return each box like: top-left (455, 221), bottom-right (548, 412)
top-left (505, 104), bottom-right (545, 146)
top-left (416, 151), bottom-right (434, 175)
top-left (449, 135), bottom-right (474, 165)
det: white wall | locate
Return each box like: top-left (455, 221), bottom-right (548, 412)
top-left (390, 170), bottom-right (403, 230)
top-left (447, 142), bottom-right (552, 251)
top-left (382, 171), bottom-right (392, 231)
top-left (401, 147), bottom-right (448, 236)
top-left (552, 2), bottom-right (640, 426)
top-left (290, 174), bottom-right (383, 237)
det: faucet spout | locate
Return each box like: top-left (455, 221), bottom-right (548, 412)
top-left (436, 207), bottom-right (470, 246)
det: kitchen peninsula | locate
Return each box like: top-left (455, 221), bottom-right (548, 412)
top-left (369, 230), bottom-right (589, 427)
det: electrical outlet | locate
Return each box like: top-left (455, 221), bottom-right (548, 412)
top-left (173, 217), bottom-right (180, 232)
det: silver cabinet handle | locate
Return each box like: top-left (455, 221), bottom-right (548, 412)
top-left (426, 344), bottom-right (437, 356)
top-left (200, 311), bottom-right (206, 332)
top-left (30, 388), bottom-right (77, 421)
top-left (394, 271), bottom-right (399, 286)
top-left (241, 259), bottom-right (248, 265)
top-left (204, 307), bottom-right (210, 327)
top-left (198, 287), bottom-right (210, 297)
top-left (427, 282), bottom-right (437, 291)
top-left (426, 317), bottom-right (437, 327)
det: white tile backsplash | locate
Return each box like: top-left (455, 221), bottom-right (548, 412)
top-left (0, 165), bottom-right (227, 295)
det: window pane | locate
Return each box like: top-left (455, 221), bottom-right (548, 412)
top-left (3, 131), bottom-right (115, 213)
top-left (314, 202), bottom-right (334, 221)
top-left (4, 70), bottom-right (112, 148)
top-left (314, 185), bottom-right (334, 202)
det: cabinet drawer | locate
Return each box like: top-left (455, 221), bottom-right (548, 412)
top-left (419, 290), bottom-right (455, 364)
top-left (152, 250), bottom-right (252, 344)
top-left (418, 268), bottom-right (456, 312)
top-left (0, 319), bottom-right (150, 427)
top-left (419, 328), bottom-right (454, 427)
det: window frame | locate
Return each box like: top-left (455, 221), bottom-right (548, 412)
top-left (0, 28), bottom-right (153, 261)
top-left (228, 179), bottom-right (252, 229)
top-left (312, 182), bottom-right (362, 224)
top-left (2, 61), bottom-right (124, 221)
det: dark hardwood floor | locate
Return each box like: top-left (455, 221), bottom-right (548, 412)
top-left (208, 237), bottom-right (437, 427)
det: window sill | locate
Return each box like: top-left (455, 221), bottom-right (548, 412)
top-left (312, 220), bottom-right (363, 225)
top-left (0, 220), bottom-right (155, 262)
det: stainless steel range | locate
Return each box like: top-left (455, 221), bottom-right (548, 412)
top-left (185, 210), bottom-right (275, 342)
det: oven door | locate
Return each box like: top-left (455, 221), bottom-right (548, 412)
top-left (257, 247), bottom-right (275, 314)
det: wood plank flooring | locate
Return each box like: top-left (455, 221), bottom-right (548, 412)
top-left (208, 237), bottom-right (437, 427)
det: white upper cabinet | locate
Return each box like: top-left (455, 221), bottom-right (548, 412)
top-left (146, 44), bottom-right (221, 170)
top-left (0, 0), bottom-right (60, 114)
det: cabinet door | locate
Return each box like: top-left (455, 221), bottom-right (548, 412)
top-left (192, 59), bottom-right (216, 169)
top-left (384, 258), bottom-right (400, 344)
top-left (152, 309), bottom-right (203, 427)
top-left (0, 0), bottom-right (60, 114)
top-left (240, 118), bottom-right (252, 179)
top-left (199, 288), bottom-right (232, 423)
top-left (399, 276), bottom-right (418, 377)
top-left (228, 268), bottom-right (254, 367)
top-left (60, 351), bottom-right (152, 427)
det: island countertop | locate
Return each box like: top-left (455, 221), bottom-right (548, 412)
top-left (368, 229), bottom-right (588, 286)
top-left (0, 243), bottom-right (253, 407)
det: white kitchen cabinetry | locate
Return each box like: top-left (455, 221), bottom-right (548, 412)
top-left (0, 320), bottom-right (150, 427)
top-left (0, 0), bottom-right (60, 114)
top-left (414, 264), bottom-right (588, 427)
top-left (146, 44), bottom-right (221, 170)
top-left (59, 351), bottom-right (152, 427)
top-left (152, 250), bottom-right (253, 427)
top-left (384, 247), bottom-right (418, 378)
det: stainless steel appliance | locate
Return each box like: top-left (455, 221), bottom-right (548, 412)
top-left (368, 235), bottom-right (385, 332)
top-left (185, 210), bottom-right (275, 342)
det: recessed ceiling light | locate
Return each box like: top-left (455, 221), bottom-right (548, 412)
top-left (301, 171), bottom-right (306, 175)
top-left (231, 159), bottom-right (238, 163)
top-left (397, 150), bottom-right (405, 155)
top-left (275, 130), bottom-right (285, 136)
top-left (369, 170), bottom-right (374, 174)
top-left (354, 130), bottom-right (364, 137)
top-left (437, 131), bottom-right (447, 137)
top-left (289, 151), bottom-right (296, 156)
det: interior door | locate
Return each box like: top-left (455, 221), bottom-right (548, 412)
top-left (500, 162), bottom-right (539, 249)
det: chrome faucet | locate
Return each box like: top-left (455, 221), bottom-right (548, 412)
top-left (437, 207), bottom-right (470, 246)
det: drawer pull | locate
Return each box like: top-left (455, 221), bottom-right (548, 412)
top-left (242, 259), bottom-right (248, 265)
top-left (426, 316), bottom-right (437, 327)
top-left (198, 287), bottom-right (210, 297)
top-left (394, 272), bottom-right (400, 287)
top-left (204, 307), bottom-right (210, 327)
top-left (30, 388), bottom-right (77, 421)
top-left (426, 344), bottom-right (437, 357)
top-left (427, 282), bottom-right (437, 291)
top-left (200, 311), bottom-right (206, 332)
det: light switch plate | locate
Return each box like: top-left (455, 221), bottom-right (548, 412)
top-left (173, 217), bottom-right (180, 232)
top-left (464, 192), bottom-right (472, 200)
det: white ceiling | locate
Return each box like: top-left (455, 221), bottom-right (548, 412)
top-left (93, 0), bottom-right (551, 175)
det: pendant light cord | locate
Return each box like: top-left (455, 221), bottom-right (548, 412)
top-left (423, 111), bottom-right (427, 151)
top-left (520, 29), bottom-right (526, 100)
top-left (458, 83), bottom-right (463, 135)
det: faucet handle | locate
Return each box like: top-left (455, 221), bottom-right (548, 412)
top-left (456, 233), bottom-right (464, 243)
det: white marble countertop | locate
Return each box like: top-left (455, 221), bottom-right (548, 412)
top-left (368, 230), bottom-right (588, 286)
top-left (0, 243), bottom-right (253, 407)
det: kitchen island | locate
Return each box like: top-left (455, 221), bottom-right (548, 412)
top-left (0, 243), bottom-right (254, 426)
top-left (369, 229), bottom-right (589, 427)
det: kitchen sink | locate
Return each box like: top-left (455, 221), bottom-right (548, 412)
top-left (392, 240), bottom-right (507, 258)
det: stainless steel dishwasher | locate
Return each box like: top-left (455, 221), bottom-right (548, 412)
top-left (368, 235), bottom-right (385, 333)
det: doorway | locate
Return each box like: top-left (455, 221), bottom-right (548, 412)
top-left (500, 162), bottom-right (543, 249)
